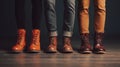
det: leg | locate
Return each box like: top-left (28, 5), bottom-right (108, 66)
top-left (32, 0), bottom-right (42, 29)
top-left (44, 0), bottom-right (57, 53)
top-left (15, 0), bottom-right (25, 29)
top-left (12, 0), bottom-right (26, 53)
top-left (78, 0), bottom-right (92, 54)
top-left (93, 0), bottom-right (106, 54)
top-left (44, 0), bottom-right (57, 36)
top-left (94, 0), bottom-right (106, 33)
top-left (78, 0), bottom-right (90, 34)
top-left (63, 0), bottom-right (75, 37)
top-left (62, 0), bottom-right (76, 53)
top-left (28, 0), bottom-right (42, 52)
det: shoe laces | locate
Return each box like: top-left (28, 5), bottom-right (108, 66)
top-left (49, 37), bottom-right (56, 46)
top-left (64, 38), bottom-right (71, 46)
top-left (16, 33), bottom-right (24, 45)
top-left (32, 34), bottom-right (39, 45)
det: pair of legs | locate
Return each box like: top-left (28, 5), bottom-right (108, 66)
top-left (44, 0), bottom-right (75, 53)
top-left (78, 0), bottom-right (106, 54)
top-left (12, 0), bottom-right (42, 53)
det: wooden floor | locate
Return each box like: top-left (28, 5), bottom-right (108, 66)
top-left (0, 36), bottom-right (120, 67)
top-left (0, 50), bottom-right (120, 67)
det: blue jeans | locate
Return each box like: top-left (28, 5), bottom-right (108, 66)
top-left (44, 0), bottom-right (76, 37)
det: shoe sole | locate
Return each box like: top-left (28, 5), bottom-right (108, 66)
top-left (80, 51), bottom-right (92, 54)
top-left (28, 50), bottom-right (40, 53)
top-left (12, 50), bottom-right (23, 53)
top-left (47, 50), bottom-right (58, 53)
top-left (93, 51), bottom-right (106, 54)
top-left (62, 50), bottom-right (73, 53)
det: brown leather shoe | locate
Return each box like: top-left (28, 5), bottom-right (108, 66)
top-left (28, 29), bottom-right (40, 53)
top-left (47, 36), bottom-right (57, 53)
top-left (63, 37), bottom-right (73, 53)
top-left (79, 33), bottom-right (92, 54)
top-left (12, 29), bottom-right (26, 53)
top-left (93, 33), bottom-right (106, 54)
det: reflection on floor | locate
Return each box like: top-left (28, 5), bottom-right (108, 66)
top-left (0, 36), bottom-right (120, 67)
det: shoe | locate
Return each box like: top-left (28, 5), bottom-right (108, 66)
top-left (79, 33), bottom-right (92, 54)
top-left (28, 29), bottom-right (40, 53)
top-left (47, 36), bottom-right (57, 53)
top-left (62, 37), bottom-right (73, 53)
top-left (12, 29), bottom-right (26, 53)
top-left (93, 33), bottom-right (106, 54)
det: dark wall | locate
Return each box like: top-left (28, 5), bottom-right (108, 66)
top-left (0, 0), bottom-right (120, 38)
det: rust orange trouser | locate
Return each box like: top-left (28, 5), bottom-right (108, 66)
top-left (78, 0), bottom-right (106, 33)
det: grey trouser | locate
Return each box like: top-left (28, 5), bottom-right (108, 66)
top-left (44, 0), bottom-right (75, 37)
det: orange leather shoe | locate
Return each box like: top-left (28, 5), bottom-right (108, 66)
top-left (12, 29), bottom-right (26, 53)
top-left (47, 37), bottom-right (57, 53)
top-left (63, 37), bottom-right (73, 53)
top-left (28, 29), bottom-right (40, 53)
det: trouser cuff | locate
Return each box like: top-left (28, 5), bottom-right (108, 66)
top-left (63, 31), bottom-right (72, 37)
top-left (49, 31), bottom-right (58, 37)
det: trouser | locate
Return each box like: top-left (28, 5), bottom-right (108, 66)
top-left (78, 0), bottom-right (106, 33)
top-left (44, 0), bottom-right (75, 37)
top-left (15, 0), bottom-right (42, 29)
